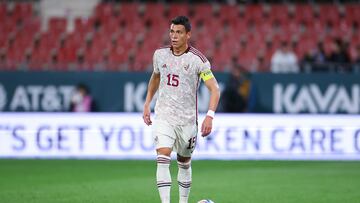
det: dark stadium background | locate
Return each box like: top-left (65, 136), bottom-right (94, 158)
top-left (0, 0), bottom-right (360, 203)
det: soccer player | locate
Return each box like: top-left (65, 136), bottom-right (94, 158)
top-left (142, 16), bottom-right (220, 203)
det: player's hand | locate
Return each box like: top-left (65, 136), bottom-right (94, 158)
top-left (201, 116), bottom-right (213, 137)
top-left (142, 104), bottom-right (152, 126)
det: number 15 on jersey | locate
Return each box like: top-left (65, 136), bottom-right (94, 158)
top-left (167, 74), bottom-right (179, 87)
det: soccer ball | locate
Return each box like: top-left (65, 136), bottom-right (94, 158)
top-left (197, 200), bottom-right (214, 203)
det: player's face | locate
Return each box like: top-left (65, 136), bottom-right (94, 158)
top-left (169, 24), bottom-right (190, 50)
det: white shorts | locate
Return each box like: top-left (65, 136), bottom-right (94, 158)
top-left (152, 119), bottom-right (198, 157)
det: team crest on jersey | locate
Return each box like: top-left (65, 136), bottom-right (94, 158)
top-left (162, 64), bottom-right (167, 68)
top-left (184, 64), bottom-right (189, 71)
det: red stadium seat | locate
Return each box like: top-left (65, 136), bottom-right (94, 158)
top-left (0, 3), bottom-right (6, 13)
top-left (294, 4), bottom-right (315, 23)
top-left (74, 17), bottom-right (94, 36)
top-left (212, 42), bottom-right (234, 71)
top-left (118, 10), bottom-right (142, 34)
top-left (100, 17), bottom-right (119, 37)
top-left (12, 31), bottom-right (34, 54)
top-left (345, 4), bottom-right (360, 24)
top-left (82, 48), bottom-right (102, 70)
top-left (0, 32), bottom-right (8, 48)
top-left (115, 32), bottom-right (135, 52)
top-left (319, 4), bottom-right (340, 24)
top-left (132, 48), bottom-right (152, 72)
top-left (295, 37), bottom-right (316, 59)
top-left (256, 19), bottom-right (272, 35)
top-left (13, 2), bottom-right (33, 21)
top-left (94, 3), bottom-right (113, 22)
top-left (0, 3), bottom-right (6, 21)
top-left (191, 4), bottom-right (214, 26)
top-left (144, 3), bottom-right (165, 21)
top-left (65, 32), bottom-right (84, 49)
top-left (234, 47), bottom-right (255, 72)
top-left (48, 17), bottom-right (67, 35)
top-left (168, 4), bottom-right (189, 18)
top-left (195, 34), bottom-right (215, 55)
top-left (269, 5), bottom-right (290, 23)
top-left (244, 4), bottom-right (264, 23)
top-left (119, 2), bottom-right (140, 19)
top-left (219, 5), bottom-right (239, 24)
top-left (6, 46), bottom-right (24, 67)
top-left (109, 47), bottom-right (128, 63)
top-left (306, 20), bottom-right (326, 38)
top-left (90, 33), bottom-right (109, 50)
top-left (57, 46), bottom-right (77, 70)
top-left (1, 19), bottom-right (17, 34)
top-left (204, 17), bottom-right (223, 34)
top-left (36, 32), bottom-right (61, 50)
top-left (24, 17), bottom-right (41, 33)
top-left (281, 21), bottom-right (301, 36)
top-left (28, 46), bottom-right (53, 71)
top-left (233, 20), bottom-right (247, 34)
top-left (56, 33), bottom-right (84, 69)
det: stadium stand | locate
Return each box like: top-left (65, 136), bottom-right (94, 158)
top-left (0, 1), bottom-right (359, 72)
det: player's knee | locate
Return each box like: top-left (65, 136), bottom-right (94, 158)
top-left (177, 154), bottom-right (191, 163)
top-left (157, 147), bottom-right (172, 157)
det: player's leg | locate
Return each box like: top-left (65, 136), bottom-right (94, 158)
top-left (177, 155), bottom-right (192, 203)
top-left (153, 120), bottom-right (176, 203)
top-left (157, 148), bottom-right (172, 203)
top-left (175, 124), bottom-right (197, 203)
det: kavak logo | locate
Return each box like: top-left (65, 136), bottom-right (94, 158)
top-left (162, 64), bottom-right (167, 68)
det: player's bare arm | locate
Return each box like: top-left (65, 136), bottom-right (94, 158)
top-left (143, 72), bottom-right (160, 126)
top-left (201, 77), bottom-right (220, 137)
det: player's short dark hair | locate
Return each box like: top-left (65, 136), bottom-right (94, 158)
top-left (171, 16), bottom-right (191, 32)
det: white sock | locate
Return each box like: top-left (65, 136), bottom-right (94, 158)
top-left (177, 161), bottom-right (192, 203)
top-left (157, 155), bottom-right (171, 203)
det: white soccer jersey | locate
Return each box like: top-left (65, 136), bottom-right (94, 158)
top-left (153, 46), bottom-right (211, 126)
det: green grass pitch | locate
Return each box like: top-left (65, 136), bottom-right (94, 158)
top-left (0, 159), bottom-right (360, 203)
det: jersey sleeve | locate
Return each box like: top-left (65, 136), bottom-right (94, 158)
top-left (199, 60), bottom-right (211, 72)
top-left (198, 60), bottom-right (214, 82)
top-left (153, 50), bottom-right (160, 73)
